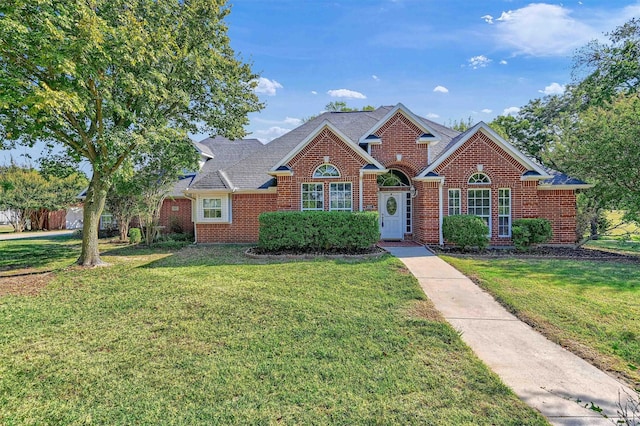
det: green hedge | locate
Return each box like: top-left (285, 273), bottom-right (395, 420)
top-left (511, 218), bottom-right (552, 250)
top-left (258, 211), bottom-right (380, 252)
top-left (442, 215), bottom-right (489, 250)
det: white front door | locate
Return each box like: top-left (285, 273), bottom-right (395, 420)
top-left (379, 192), bottom-right (404, 240)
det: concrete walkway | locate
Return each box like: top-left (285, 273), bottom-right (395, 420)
top-left (386, 245), bottom-right (637, 426)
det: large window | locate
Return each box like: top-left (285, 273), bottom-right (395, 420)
top-left (329, 182), bottom-right (352, 211)
top-left (468, 189), bottom-right (491, 232)
top-left (448, 189), bottom-right (461, 215)
top-left (198, 195), bottom-right (230, 222)
top-left (302, 183), bottom-right (324, 210)
top-left (498, 188), bottom-right (511, 237)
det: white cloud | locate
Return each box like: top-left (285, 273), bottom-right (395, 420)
top-left (254, 126), bottom-right (291, 143)
top-left (493, 4), bottom-right (597, 56)
top-left (254, 77), bottom-right (283, 96)
top-left (539, 82), bottom-right (566, 95)
top-left (481, 14), bottom-right (494, 24)
top-left (327, 89), bottom-right (367, 99)
top-left (503, 106), bottom-right (521, 116)
top-left (311, 90), bottom-right (318, 95)
top-left (426, 113), bottom-right (440, 119)
top-left (499, 60), bottom-right (508, 65)
top-left (372, 75), bottom-right (380, 81)
top-left (283, 117), bottom-right (302, 126)
top-left (481, 109), bottom-right (492, 114)
top-left (468, 55), bottom-right (491, 69)
top-left (433, 85), bottom-right (449, 93)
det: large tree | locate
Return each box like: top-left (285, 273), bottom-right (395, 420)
top-left (0, 0), bottom-right (262, 265)
top-left (554, 94), bottom-right (640, 223)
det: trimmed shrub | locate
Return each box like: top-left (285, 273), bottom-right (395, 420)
top-left (128, 227), bottom-right (142, 244)
top-left (442, 215), bottom-right (489, 250)
top-left (258, 211), bottom-right (380, 252)
top-left (511, 218), bottom-right (552, 250)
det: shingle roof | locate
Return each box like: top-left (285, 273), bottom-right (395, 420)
top-left (184, 106), bottom-right (584, 191)
top-left (540, 167), bottom-right (590, 186)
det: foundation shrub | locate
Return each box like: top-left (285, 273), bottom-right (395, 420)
top-left (442, 215), bottom-right (489, 250)
top-left (258, 211), bottom-right (380, 252)
top-left (512, 218), bottom-right (553, 251)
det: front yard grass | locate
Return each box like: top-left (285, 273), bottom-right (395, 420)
top-left (0, 240), bottom-right (546, 425)
top-left (442, 255), bottom-right (640, 390)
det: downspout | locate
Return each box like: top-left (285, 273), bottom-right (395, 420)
top-left (184, 191), bottom-right (198, 244)
top-left (359, 170), bottom-right (364, 211)
top-left (438, 181), bottom-right (444, 246)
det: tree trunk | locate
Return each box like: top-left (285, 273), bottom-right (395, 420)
top-left (78, 172), bottom-right (109, 266)
top-left (119, 220), bottom-right (130, 242)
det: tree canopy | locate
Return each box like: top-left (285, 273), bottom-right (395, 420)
top-left (0, 0), bottom-right (262, 265)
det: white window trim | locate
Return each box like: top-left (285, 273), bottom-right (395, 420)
top-left (329, 182), bottom-right (353, 211)
top-left (468, 172), bottom-right (491, 184)
top-left (313, 164), bottom-right (340, 178)
top-left (301, 183), bottom-right (324, 211)
top-left (467, 188), bottom-right (491, 236)
top-left (498, 188), bottom-right (511, 237)
top-left (448, 188), bottom-right (461, 216)
top-left (197, 194), bottom-right (231, 223)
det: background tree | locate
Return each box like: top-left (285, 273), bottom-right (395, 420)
top-left (105, 164), bottom-right (139, 242)
top-left (448, 117), bottom-right (474, 132)
top-left (0, 0), bottom-right (262, 265)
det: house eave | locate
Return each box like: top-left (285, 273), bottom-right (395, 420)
top-left (521, 174), bottom-right (553, 181)
top-left (267, 170), bottom-right (294, 177)
top-left (537, 184), bottom-right (594, 190)
top-left (414, 176), bottom-right (445, 183)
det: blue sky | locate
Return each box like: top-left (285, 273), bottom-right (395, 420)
top-left (228, 0), bottom-right (640, 142)
top-left (3, 0), bottom-right (640, 165)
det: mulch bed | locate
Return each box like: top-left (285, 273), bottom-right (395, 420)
top-left (245, 246), bottom-right (387, 259)
top-left (429, 245), bottom-right (640, 262)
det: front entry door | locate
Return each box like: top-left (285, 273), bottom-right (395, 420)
top-left (379, 192), bottom-right (404, 240)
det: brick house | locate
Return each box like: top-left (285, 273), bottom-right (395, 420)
top-left (172, 103), bottom-right (589, 245)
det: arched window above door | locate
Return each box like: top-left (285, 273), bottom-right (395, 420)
top-left (377, 169), bottom-right (410, 187)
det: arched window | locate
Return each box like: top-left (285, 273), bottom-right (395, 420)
top-left (468, 172), bottom-right (490, 184)
top-left (313, 164), bottom-right (340, 177)
top-left (377, 169), bottom-right (410, 187)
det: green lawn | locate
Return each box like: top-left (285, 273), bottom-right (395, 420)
top-left (0, 238), bottom-right (546, 425)
top-left (0, 224), bottom-right (13, 233)
top-left (585, 238), bottom-right (640, 255)
top-left (442, 256), bottom-right (640, 389)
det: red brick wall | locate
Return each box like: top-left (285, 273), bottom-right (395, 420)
top-left (413, 181), bottom-right (440, 243)
top-left (537, 190), bottom-right (578, 244)
top-left (370, 112), bottom-right (427, 175)
top-left (196, 193), bottom-right (277, 243)
top-left (278, 128), bottom-right (368, 211)
top-left (159, 198), bottom-right (194, 235)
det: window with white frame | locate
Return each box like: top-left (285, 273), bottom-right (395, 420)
top-left (329, 182), bottom-right (352, 211)
top-left (199, 195), bottom-right (230, 222)
top-left (302, 183), bottom-right (324, 210)
top-left (313, 164), bottom-right (340, 178)
top-left (448, 189), bottom-right (461, 215)
top-left (468, 189), bottom-right (491, 231)
top-left (100, 212), bottom-right (116, 230)
top-left (498, 188), bottom-right (511, 237)
top-left (468, 172), bottom-right (490, 184)
top-left (202, 198), bottom-right (222, 219)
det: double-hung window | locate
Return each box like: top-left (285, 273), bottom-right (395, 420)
top-left (199, 195), bottom-right (230, 222)
top-left (498, 188), bottom-right (511, 237)
top-left (448, 189), bottom-right (461, 215)
top-left (329, 182), bottom-right (352, 211)
top-left (301, 183), bottom-right (324, 210)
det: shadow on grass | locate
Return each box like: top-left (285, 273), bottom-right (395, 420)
top-left (0, 235), bottom-right (80, 272)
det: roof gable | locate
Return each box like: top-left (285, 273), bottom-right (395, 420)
top-left (359, 103), bottom-right (443, 144)
top-left (418, 122), bottom-right (550, 178)
top-left (271, 120), bottom-right (385, 172)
